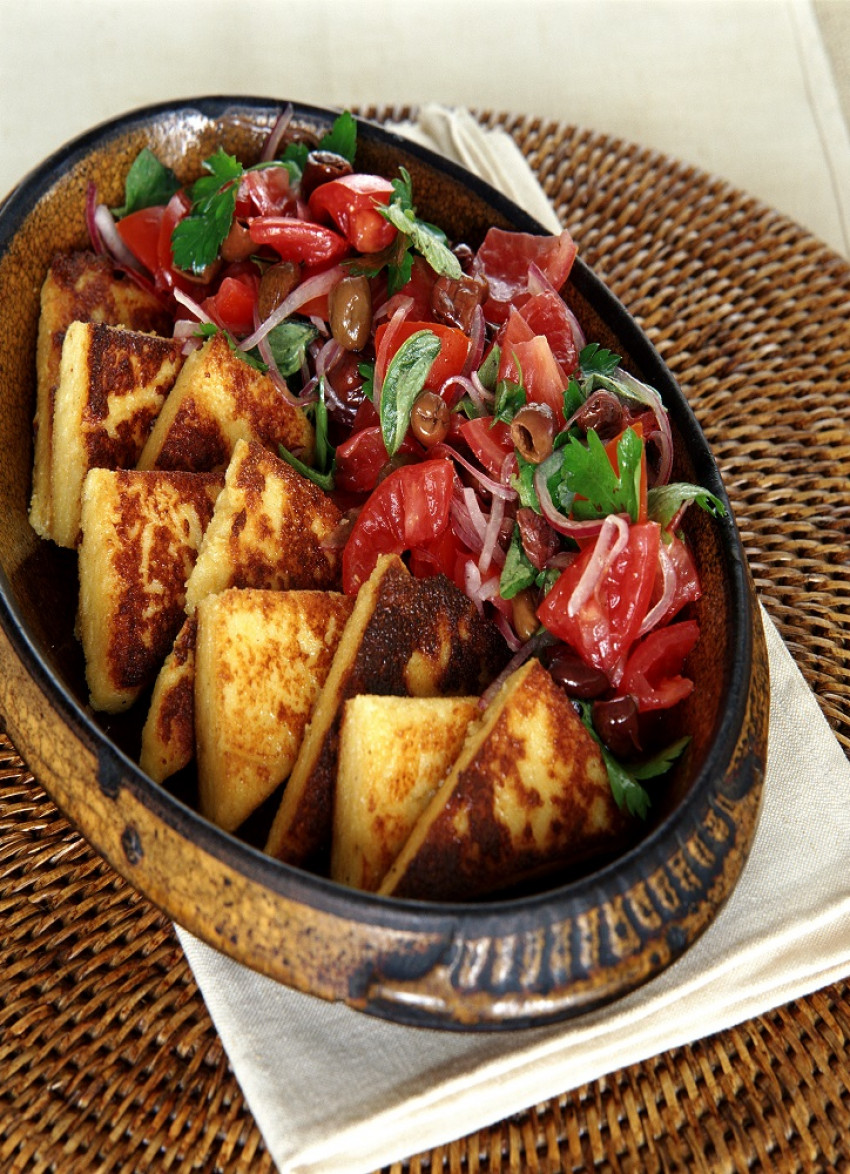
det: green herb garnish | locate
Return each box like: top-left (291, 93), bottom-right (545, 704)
top-left (112, 148), bottom-right (180, 218)
top-left (379, 329), bottom-right (442, 456)
top-left (551, 426), bottom-right (644, 523)
top-left (648, 482), bottom-right (727, 530)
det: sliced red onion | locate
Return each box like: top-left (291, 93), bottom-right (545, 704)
top-left (315, 337), bottom-right (344, 380)
top-left (240, 265), bottom-right (345, 352)
top-left (636, 542), bottom-right (676, 638)
top-left (85, 183), bottom-right (104, 253)
top-left (534, 454), bottom-right (606, 542)
top-left (478, 490), bottom-right (506, 576)
top-left (260, 103), bottom-right (294, 162)
top-left (480, 628), bottom-right (557, 706)
top-left (609, 368), bottom-right (674, 485)
top-left (431, 442), bottom-right (517, 501)
top-left (173, 286), bottom-right (215, 324)
top-left (567, 513), bottom-right (630, 618)
top-left (438, 374), bottom-right (475, 411)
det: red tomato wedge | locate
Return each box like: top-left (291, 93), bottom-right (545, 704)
top-left (334, 425), bottom-right (420, 494)
top-left (117, 206), bottom-right (165, 274)
top-left (501, 335), bottom-right (567, 424)
top-left (308, 174), bottom-right (397, 254)
top-left (518, 288), bottom-right (579, 376)
top-left (537, 518), bottom-right (661, 685)
top-left (620, 618), bottom-right (700, 711)
top-left (249, 217), bottom-right (350, 267)
top-left (458, 416), bottom-right (514, 478)
top-left (474, 227), bottom-right (577, 323)
top-left (374, 320), bottom-right (470, 392)
top-left (202, 274), bottom-right (258, 337)
top-left (385, 255), bottom-right (438, 320)
top-left (342, 458), bottom-right (455, 593)
top-left (238, 167), bottom-right (296, 217)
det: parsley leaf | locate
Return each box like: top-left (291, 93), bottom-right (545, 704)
top-left (555, 426), bottom-right (644, 522)
top-left (112, 148), bottom-right (180, 218)
top-left (380, 329), bottom-right (442, 456)
top-left (492, 373), bottom-right (526, 424)
top-left (477, 343), bottom-right (501, 393)
top-left (171, 149), bottom-right (243, 274)
top-left (358, 360), bottom-right (375, 402)
top-left (499, 526), bottom-right (538, 600)
top-left (580, 342), bottom-right (621, 378)
top-left (511, 451), bottom-right (542, 512)
top-left (378, 167), bottom-right (462, 286)
top-left (318, 110), bottom-right (358, 163)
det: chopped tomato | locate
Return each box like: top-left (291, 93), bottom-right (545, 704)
top-left (238, 167), bottom-right (296, 217)
top-left (537, 519), bottom-right (661, 685)
top-left (308, 173), bottom-right (397, 253)
top-left (620, 619), bottom-right (700, 711)
top-left (408, 523), bottom-right (469, 581)
top-left (501, 335), bottom-right (567, 424)
top-left (646, 533), bottom-right (702, 629)
top-left (458, 416), bottom-right (514, 478)
top-left (334, 425), bottom-right (421, 494)
top-left (374, 320), bottom-right (470, 392)
top-left (474, 227), bottom-right (577, 323)
top-left (342, 458), bottom-right (455, 593)
top-left (249, 217), bottom-right (350, 267)
top-left (202, 274), bottom-right (258, 336)
top-left (495, 306), bottom-right (535, 380)
top-left (385, 255), bottom-right (438, 320)
top-left (156, 191), bottom-right (209, 296)
top-left (518, 288), bottom-right (579, 376)
top-left (116, 206), bottom-right (165, 274)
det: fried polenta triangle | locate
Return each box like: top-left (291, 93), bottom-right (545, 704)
top-left (332, 694), bottom-right (480, 892)
top-left (139, 616), bottom-right (197, 784)
top-left (77, 468), bottom-right (223, 712)
top-left (264, 554), bottom-right (508, 870)
top-left (378, 659), bottom-right (626, 901)
top-left (184, 438), bottom-right (343, 612)
top-left (30, 250), bottom-right (170, 539)
top-left (137, 331), bottom-right (314, 473)
top-left (51, 321), bottom-right (184, 548)
top-left (194, 588), bottom-right (354, 833)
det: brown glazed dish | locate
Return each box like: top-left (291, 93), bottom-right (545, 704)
top-left (0, 98), bottom-right (769, 1030)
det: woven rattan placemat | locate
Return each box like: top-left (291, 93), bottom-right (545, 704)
top-left (1, 110), bottom-right (848, 1173)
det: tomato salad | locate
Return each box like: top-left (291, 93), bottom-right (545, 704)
top-left (88, 108), bottom-right (725, 818)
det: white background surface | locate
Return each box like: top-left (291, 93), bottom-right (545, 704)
top-left (2, 0), bottom-right (849, 257)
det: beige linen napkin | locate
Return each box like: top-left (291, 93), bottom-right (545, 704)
top-left (176, 109), bottom-right (850, 1174)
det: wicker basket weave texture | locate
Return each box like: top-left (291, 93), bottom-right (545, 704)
top-left (0, 109), bottom-right (848, 1173)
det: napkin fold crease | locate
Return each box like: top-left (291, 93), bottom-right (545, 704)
top-left (176, 107), bottom-right (850, 1174)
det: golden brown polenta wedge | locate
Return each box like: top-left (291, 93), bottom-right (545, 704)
top-left (264, 553), bottom-right (508, 870)
top-left (378, 659), bottom-right (626, 902)
top-left (77, 468), bottom-right (223, 713)
top-left (184, 438), bottom-right (342, 611)
top-left (139, 616), bottom-right (198, 784)
top-left (137, 331), bottom-right (314, 473)
top-left (30, 250), bottom-right (170, 539)
top-left (332, 694), bottom-right (480, 892)
top-left (50, 322), bottom-right (185, 548)
top-left (194, 588), bottom-right (354, 833)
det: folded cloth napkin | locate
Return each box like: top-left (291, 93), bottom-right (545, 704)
top-left (176, 107), bottom-right (850, 1174)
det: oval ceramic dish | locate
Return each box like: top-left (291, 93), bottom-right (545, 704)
top-left (0, 98), bottom-right (768, 1030)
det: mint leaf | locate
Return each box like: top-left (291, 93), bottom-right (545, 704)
top-left (358, 360), bottom-right (375, 402)
top-left (113, 148), bottom-right (180, 218)
top-left (193, 323), bottom-right (267, 371)
top-left (477, 343), bottom-right (501, 393)
top-left (380, 330), bottom-right (442, 456)
top-left (648, 482), bottom-right (727, 530)
top-left (381, 201), bottom-right (462, 281)
top-left (312, 377), bottom-right (334, 475)
top-left (263, 319), bottom-right (318, 378)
